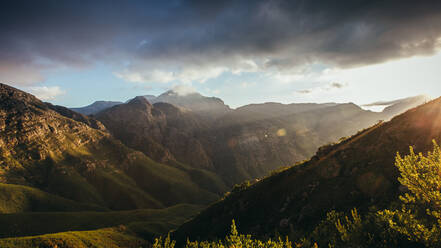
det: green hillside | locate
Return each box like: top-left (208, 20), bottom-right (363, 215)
top-left (0, 227), bottom-right (147, 248)
top-left (0, 183), bottom-right (105, 213)
top-left (0, 204), bottom-right (203, 239)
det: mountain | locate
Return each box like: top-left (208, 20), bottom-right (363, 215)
top-left (144, 90), bottom-right (231, 119)
top-left (175, 97), bottom-right (441, 241)
top-left (95, 97), bottom-right (217, 170)
top-left (0, 83), bottom-right (223, 212)
top-left (202, 102), bottom-right (381, 184)
top-left (363, 95), bottom-right (430, 117)
top-left (380, 95), bottom-right (431, 117)
top-left (71, 101), bottom-right (123, 115)
top-left (196, 97), bottom-right (427, 185)
top-left (95, 92), bottom-right (427, 187)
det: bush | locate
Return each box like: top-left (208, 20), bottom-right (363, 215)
top-left (379, 141), bottom-right (441, 246)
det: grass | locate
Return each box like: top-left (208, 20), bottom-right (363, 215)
top-left (1, 106), bottom-right (225, 211)
top-left (0, 227), bottom-right (147, 248)
top-left (4, 135), bottom-right (224, 211)
top-left (0, 204), bottom-right (204, 239)
top-left (0, 183), bottom-right (105, 213)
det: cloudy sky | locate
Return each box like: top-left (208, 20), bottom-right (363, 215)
top-left (1, 0), bottom-right (441, 108)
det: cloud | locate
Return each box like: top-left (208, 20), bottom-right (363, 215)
top-left (240, 82), bottom-right (256, 89)
top-left (297, 89), bottom-right (312, 94)
top-left (2, 1), bottom-right (441, 85)
top-left (26, 86), bottom-right (66, 100)
top-left (330, 82), bottom-right (347, 89)
top-left (296, 82), bottom-right (348, 95)
top-left (0, 63), bottom-right (46, 85)
top-left (170, 85), bottom-right (197, 96)
top-left (115, 64), bottom-right (228, 84)
top-left (115, 69), bottom-right (175, 84)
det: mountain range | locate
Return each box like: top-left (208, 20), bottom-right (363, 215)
top-left (0, 83), bottom-right (225, 213)
top-left (0, 82), bottom-right (434, 247)
top-left (74, 90), bottom-right (429, 186)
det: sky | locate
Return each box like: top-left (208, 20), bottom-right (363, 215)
top-left (1, 0), bottom-right (441, 108)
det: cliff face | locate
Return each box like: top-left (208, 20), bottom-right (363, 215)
top-left (0, 84), bottom-right (105, 183)
top-left (0, 83), bottom-right (224, 212)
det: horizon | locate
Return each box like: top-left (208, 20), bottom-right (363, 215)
top-left (60, 85), bottom-right (431, 113)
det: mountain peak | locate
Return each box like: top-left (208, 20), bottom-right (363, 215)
top-left (128, 95), bottom-right (152, 105)
top-left (144, 89), bottom-right (230, 118)
top-left (0, 83), bottom-right (37, 102)
top-left (0, 83), bottom-right (48, 111)
top-left (71, 100), bottom-right (123, 115)
top-left (160, 89), bottom-right (201, 98)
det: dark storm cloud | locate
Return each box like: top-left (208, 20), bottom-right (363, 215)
top-left (1, 0), bottom-right (441, 84)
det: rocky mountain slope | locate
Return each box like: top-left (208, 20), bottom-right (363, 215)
top-left (0, 83), bottom-right (224, 212)
top-left (94, 92), bottom-right (427, 186)
top-left (95, 97), bottom-right (216, 170)
top-left (175, 97), bottom-right (441, 241)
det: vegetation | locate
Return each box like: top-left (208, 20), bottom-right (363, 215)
top-left (164, 142), bottom-right (441, 247)
top-left (0, 183), bottom-right (105, 213)
top-left (0, 227), bottom-right (147, 248)
top-left (0, 84), bottom-right (438, 247)
top-left (154, 220), bottom-right (304, 248)
top-left (379, 141), bottom-right (441, 246)
top-left (0, 204), bottom-right (202, 239)
top-left (306, 141), bottom-right (441, 247)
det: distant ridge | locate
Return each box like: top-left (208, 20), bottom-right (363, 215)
top-left (71, 101), bottom-right (123, 115)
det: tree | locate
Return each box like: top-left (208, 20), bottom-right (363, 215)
top-left (379, 140), bottom-right (441, 246)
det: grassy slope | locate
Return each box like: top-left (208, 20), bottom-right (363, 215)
top-left (0, 227), bottom-right (147, 248)
top-left (0, 183), bottom-right (105, 213)
top-left (0, 204), bottom-right (203, 240)
top-left (5, 131), bottom-right (221, 211)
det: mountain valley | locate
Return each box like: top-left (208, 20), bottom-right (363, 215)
top-left (0, 83), bottom-right (434, 247)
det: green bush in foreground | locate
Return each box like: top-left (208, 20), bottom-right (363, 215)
top-left (379, 141), bottom-right (441, 247)
top-left (310, 141), bottom-right (441, 247)
top-left (153, 220), bottom-right (316, 248)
